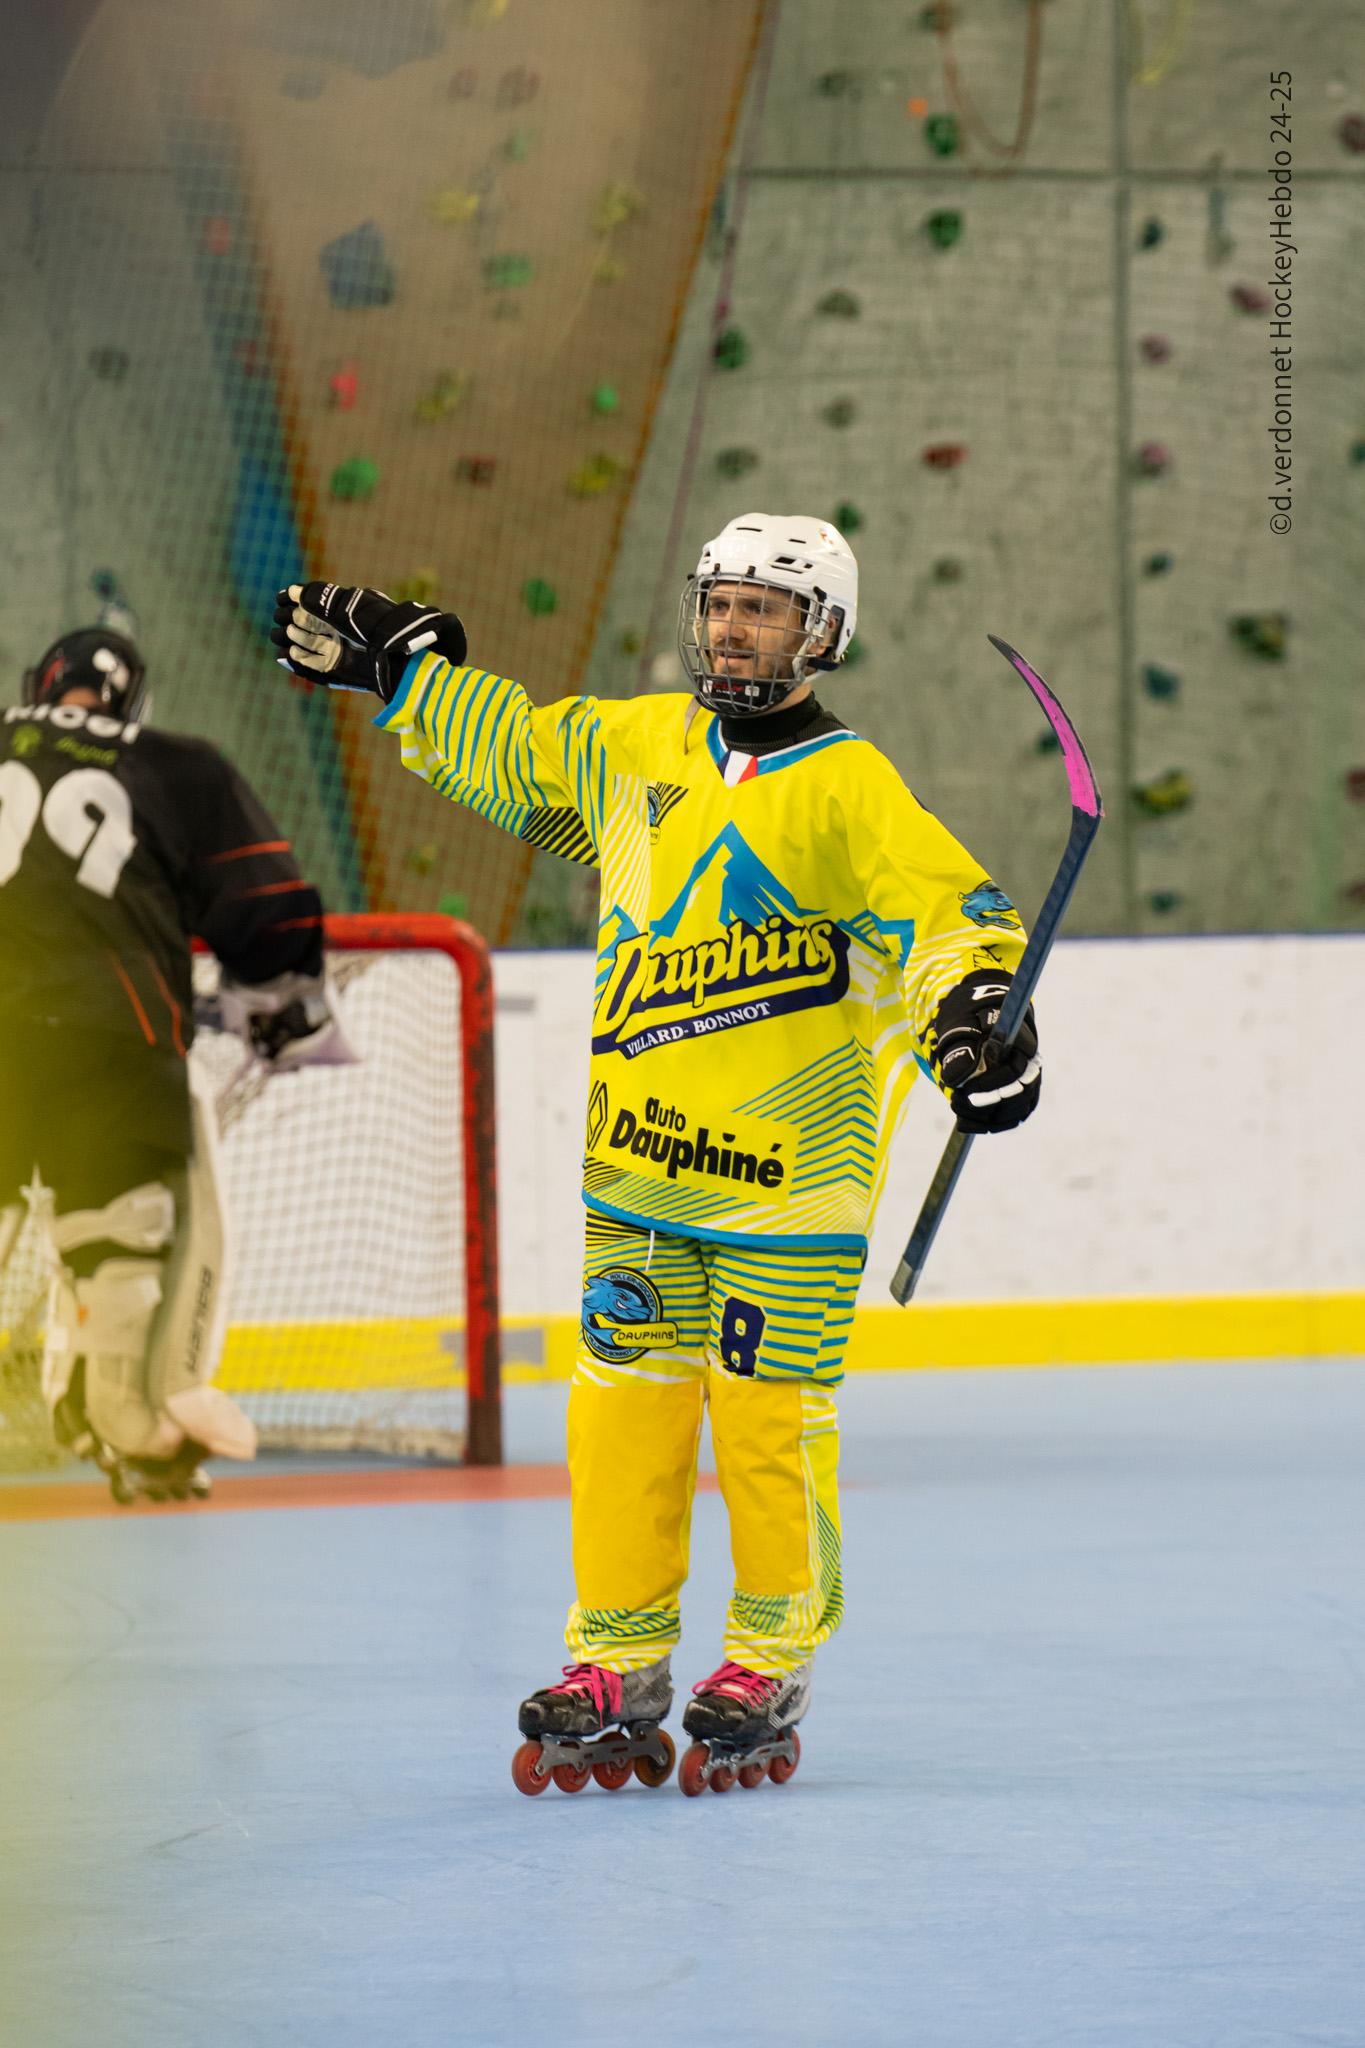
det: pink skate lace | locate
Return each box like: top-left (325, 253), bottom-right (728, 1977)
top-left (691, 1660), bottom-right (777, 1705)
top-left (545, 1663), bottom-right (623, 1718)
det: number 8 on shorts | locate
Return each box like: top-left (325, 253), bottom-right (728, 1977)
top-left (717, 1295), bottom-right (766, 1378)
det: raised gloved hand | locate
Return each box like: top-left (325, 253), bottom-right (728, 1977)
top-left (930, 970), bottom-right (1041, 1135)
top-left (271, 583), bottom-right (467, 702)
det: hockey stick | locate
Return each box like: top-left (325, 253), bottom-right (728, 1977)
top-left (890, 636), bottom-right (1104, 1305)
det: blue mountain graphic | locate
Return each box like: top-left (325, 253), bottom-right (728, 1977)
top-left (652, 825), bottom-right (819, 938)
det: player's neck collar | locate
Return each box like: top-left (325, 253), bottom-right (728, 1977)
top-left (719, 693), bottom-right (829, 757)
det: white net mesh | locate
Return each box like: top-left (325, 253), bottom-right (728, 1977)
top-left (192, 942), bottom-right (470, 1457)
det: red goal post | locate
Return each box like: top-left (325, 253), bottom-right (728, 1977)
top-left (192, 912), bottom-right (502, 1465)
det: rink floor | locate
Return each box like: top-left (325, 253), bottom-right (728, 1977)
top-left (2, 1361), bottom-right (1363, 2048)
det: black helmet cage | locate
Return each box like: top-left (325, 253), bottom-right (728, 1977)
top-left (22, 628), bottom-right (149, 722)
top-left (676, 574), bottom-right (847, 716)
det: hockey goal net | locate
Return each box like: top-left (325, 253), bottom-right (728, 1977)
top-left (192, 913), bottom-right (501, 1464)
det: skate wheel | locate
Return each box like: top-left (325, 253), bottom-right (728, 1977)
top-left (592, 1756), bottom-right (633, 1791)
top-left (511, 1741), bottom-right (552, 1796)
top-left (633, 1729), bottom-right (676, 1788)
top-left (551, 1760), bottom-right (592, 1794)
top-left (678, 1742), bottom-right (711, 1797)
top-left (188, 1470), bottom-right (212, 1500)
top-left (768, 1731), bottom-right (801, 1785)
top-left (738, 1760), bottom-right (767, 1789)
top-left (709, 1763), bottom-right (736, 1793)
top-left (109, 1468), bottom-right (137, 1507)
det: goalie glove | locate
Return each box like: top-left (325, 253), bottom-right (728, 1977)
top-left (271, 583), bottom-right (468, 702)
top-left (930, 970), bottom-right (1041, 1136)
top-left (212, 970), bottom-right (358, 1071)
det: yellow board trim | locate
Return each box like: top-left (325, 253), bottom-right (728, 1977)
top-left (218, 1293), bottom-right (1365, 1395)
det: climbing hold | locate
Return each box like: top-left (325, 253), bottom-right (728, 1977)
top-left (713, 327), bottom-right (750, 369)
top-left (328, 361), bottom-right (359, 411)
top-left (1139, 334), bottom-right (1172, 363)
top-left (1132, 769), bottom-right (1193, 817)
top-left (906, 96), bottom-right (929, 119)
top-left (1230, 613), bottom-right (1288, 660)
top-left (831, 502), bottom-right (864, 534)
top-left (618, 629), bottom-right (643, 657)
top-left (569, 453), bottom-right (623, 496)
top-left (595, 183), bottom-right (644, 234)
top-left (922, 443), bottom-right (967, 471)
top-left (88, 346), bottom-right (130, 382)
top-left (281, 70), bottom-right (325, 100)
top-left (1138, 217), bottom-right (1165, 250)
top-left (841, 636), bottom-right (866, 668)
top-left (1142, 664), bottom-right (1180, 701)
top-left (406, 843), bottom-right (439, 876)
top-left (590, 383), bottom-right (620, 416)
top-left (1350, 440), bottom-right (1365, 467)
top-left (924, 112), bottom-right (960, 157)
top-left (1230, 283), bottom-right (1271, 313)
top-left (504, 129), bottom-right (533, 162)
top-left (466, 0), bottom-right (509, 23)
top-left (932, 557), bottom-right (963, 584)
top-left (925, 209), bottom-right (963, 250)
top-left (202, 215), bottom-right (233, 256)
top-left (1344, 768), bottom-right (1365, 803)
top-left (392, 570), bottom-right (439, 606)
top-left (1146, 891), bottom-right (1183, 915)
top-left (715, 447), bottom-right (760, 480)
top-left (498, 66), bottom-right (539, 106)
top-left (430, 187), bottom-right (481, 223)
top-left (1342, 880), bottom-right (1365, 906)
top-left (329, 458), bottom-right (379, 502)
top-left (822, 397), bottom-right (857, 429)
top-left (484, 252), bottom-right (534, 289)
top-left (90, 568), bottom-right (123, 604)
top-left (816, 289), bottom-right (860, 318)
top-left (522, 579), bottom-right (558, 617)
top-left (448, 67), bottom-right (478, 97)
top-left (814, 70), bottom-right (859, 98)
top-left (1144, 551), bottom-right (1174, 576)
top-left (320, 223), bottom-right (395, 309)
top-left (1133, 441), bottom-right (1171, 477)
top-left (415, 371), bottom-right (470, 422)
top-left (456, 454), bottom-right (497, 486)
top-left (1035, 731), bottom-right (1062, 756)
top-left (920, 2), bottom-right (949, 26)
top-left (438, 891), bottom-right (468, 921)
top-left (1339, 113), bottom-right (1365, 154)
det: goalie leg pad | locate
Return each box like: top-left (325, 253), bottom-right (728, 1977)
top-left (78, 1257), bottom-right (181, 1459)
top-left (66, 1074), bottom-right (256, 1463)
top-left (50, 1180), bottom-right (176, 1259)
top-left (145, 1073), bottom-right (255, 1461)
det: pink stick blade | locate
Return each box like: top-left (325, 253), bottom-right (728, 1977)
top-left (987, 635), bottom-right (1104, 819)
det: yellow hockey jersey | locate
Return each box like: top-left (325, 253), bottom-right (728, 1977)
top-left (376, 663), bottom-right (1027, 1250)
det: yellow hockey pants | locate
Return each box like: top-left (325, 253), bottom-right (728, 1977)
top-left (564, 1214), bottom-right (863, 1676)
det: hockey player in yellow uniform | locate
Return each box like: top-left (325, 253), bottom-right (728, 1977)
top-left (272, 515), bottom-right (1040, 1794)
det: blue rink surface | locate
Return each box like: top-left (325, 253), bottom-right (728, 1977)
top-left (3, 1362), bottom-right (1364, 2048)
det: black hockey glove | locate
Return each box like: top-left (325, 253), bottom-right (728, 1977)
top-left (930, 970), bottom-right (1041, 1135)
top-left (271, 583), bottom-right (467, 702)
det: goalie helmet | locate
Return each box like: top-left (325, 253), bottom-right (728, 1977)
top-left (22, 626), bottom-right (148, 722)
top-left (677, 512), bottom-right (859, 715)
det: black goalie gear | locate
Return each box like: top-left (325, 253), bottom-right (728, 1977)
top-left (23, 626), bottom-right (148, 722)
top-left (272, 583), bottom-right (468, 702)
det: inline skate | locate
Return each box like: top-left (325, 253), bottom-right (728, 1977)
top-left (679, 1659), bottom-right (809, 1795)
top-left (512, 1657), bottom-right (675, 1795)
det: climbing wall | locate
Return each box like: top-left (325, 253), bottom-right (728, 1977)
top-left (580, 0), bottom-right (1365, 937)
top-left (2, 0), bottom-right (761, 936)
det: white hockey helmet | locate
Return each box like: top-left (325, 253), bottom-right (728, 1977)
top-left (677, 512), bottom-right (859, 715)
